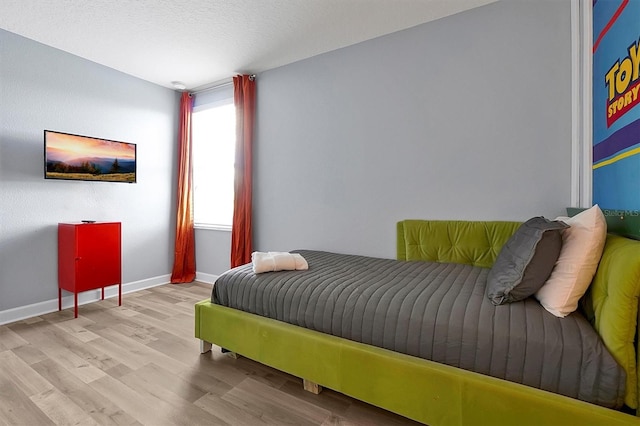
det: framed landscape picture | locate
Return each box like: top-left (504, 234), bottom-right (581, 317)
top-left (44, 130), bottom-right (136, 183)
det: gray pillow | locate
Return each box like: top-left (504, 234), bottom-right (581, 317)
top-left (486, 217), bottom-right (568, 305)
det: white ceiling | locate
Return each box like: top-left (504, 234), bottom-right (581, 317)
top-left (0, 0), bottom-right (497, 90)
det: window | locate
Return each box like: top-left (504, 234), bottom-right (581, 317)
top-left (192, 85), bottom-right (235, 230)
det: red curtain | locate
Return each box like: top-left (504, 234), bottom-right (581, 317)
top-left (171, 92), bottom-right (196, 283)
top-left (231, 75), bottom-right (256, 267)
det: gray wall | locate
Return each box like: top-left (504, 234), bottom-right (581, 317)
top-left (252, 0), bottom-right (572, 260)
top-left (0, 29), bottom-right (179, 311)
top-left (1, 0), bottom-right (574, 291)
top-left (195, 229), bottom-right (231, 279)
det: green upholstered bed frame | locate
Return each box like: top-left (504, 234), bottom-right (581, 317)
top-left (195, 220), bottom-right (640, 425)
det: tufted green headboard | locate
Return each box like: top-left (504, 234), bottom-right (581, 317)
top-left (397, 219), bottom-right (521, 268)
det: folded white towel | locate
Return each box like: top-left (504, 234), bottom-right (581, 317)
top-left (252, 251), bottom-right (309, 274)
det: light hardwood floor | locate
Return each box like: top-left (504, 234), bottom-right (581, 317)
top-left (0, 282), bottom-right (421, 425)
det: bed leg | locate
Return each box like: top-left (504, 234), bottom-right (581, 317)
top-left (221, 348), bottom-right (239, 359)
top-left (199, 340), bottom-right (212, 354)
top-left (303, 379), bottom-right (322, 395)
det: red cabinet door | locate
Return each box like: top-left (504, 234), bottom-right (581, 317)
top-left (74, 223), bottom-right (121, 291)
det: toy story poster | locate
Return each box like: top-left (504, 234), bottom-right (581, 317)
top-left (592, 0), bottom-right (640, 209)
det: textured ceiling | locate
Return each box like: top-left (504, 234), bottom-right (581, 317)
top-left (0, 0), bottom-right (497, 90)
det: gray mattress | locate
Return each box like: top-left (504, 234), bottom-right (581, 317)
top-left (211, 250), bottom-right (626, 408)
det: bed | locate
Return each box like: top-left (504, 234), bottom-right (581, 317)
top-left (195, 219), bottom-right (640, 425)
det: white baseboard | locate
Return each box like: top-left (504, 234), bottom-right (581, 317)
top-left (195, 272), bottom-right (218, 284)
top-left (0, 274), bottom-right (171, 326)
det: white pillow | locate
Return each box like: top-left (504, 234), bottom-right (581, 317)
top-left (534, 205), bottom-right (607, 317)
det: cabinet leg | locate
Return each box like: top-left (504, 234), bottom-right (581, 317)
top-left (74, 292), bottom-right (78, 318)
top-left (58, 288), bottom-right (62, 311)
top-left (101, 287), bottom-right (105, 300)
top-left (118, 283), bottom-right (122, 306)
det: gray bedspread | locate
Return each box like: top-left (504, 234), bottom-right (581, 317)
top-left (211, 250), bottom-right (626, 408)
